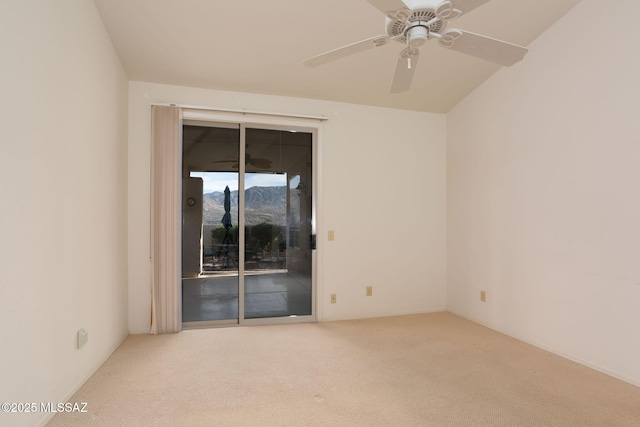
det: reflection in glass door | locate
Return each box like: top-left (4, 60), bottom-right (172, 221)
top-left (181, 123), bottom-right (314, 326)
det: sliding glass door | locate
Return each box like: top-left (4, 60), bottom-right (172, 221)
top-left (181, 122), bottom-right (314, 327)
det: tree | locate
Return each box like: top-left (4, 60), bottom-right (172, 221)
top-left (211, 225), bottom-right (238, 245)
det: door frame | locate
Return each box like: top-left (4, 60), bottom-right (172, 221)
top-left (181, 109), bottom-right (321, 328)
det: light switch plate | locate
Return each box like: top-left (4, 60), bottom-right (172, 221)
top-left (77, 329), bottom-right (88, 349)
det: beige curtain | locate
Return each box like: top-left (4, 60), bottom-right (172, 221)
top-left (150, 105), bottom-right (182, 334)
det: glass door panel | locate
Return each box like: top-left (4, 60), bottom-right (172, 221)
top-left (181, 124), bottom-right (240, 324)
top-left (243, 128), bottom-right (313, 319)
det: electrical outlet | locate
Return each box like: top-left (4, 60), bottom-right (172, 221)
top-left (366, 286), bottom-right (373, 296)
top-left (480, 290), bottom-right (487, 302)
top-left (330, 294), bottom-right (337, 304)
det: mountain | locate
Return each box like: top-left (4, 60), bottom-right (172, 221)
top-left (202, 186), bottom-right (287, 226)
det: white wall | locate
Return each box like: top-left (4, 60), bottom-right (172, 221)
top-left (128, 82), bottom-right (447, 333)
top-left (447, 0), bottom-right (640, 386)
top-left (0, 1), bottom-right (129, 425)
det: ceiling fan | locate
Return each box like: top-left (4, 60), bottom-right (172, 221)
top-left (211, 152), bottom-right (273, 170)
top-left (303, 0), bottom-right (528, 93)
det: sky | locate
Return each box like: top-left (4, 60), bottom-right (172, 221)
top-left (190, 172), bottom-right (289, 194)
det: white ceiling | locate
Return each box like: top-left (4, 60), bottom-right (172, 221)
top-left (93, 0), bottom-right (581, 113)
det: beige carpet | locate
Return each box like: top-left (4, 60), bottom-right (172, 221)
top-left (48, 312), bottom-right (640, 426)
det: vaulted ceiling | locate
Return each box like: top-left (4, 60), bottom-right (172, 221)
top-left (93, 0), bottom-right (581, 113)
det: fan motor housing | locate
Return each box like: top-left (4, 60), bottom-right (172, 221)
top-left (385, 1), bottom-right (448, 44)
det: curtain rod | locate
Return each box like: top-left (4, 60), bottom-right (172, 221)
top-left (152, 102), bottom-right (330, 121)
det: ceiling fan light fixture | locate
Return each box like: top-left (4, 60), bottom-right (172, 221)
top-left (407, 23), bottom-right (429, 47)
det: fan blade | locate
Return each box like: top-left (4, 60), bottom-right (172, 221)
top-left (303, 35), bottom-right (390, 68)
top-left (435, 0), bottom-right (490, 20)
top-left (250, 158), bottom-right (273, 169)
top-left (449, 0), bottom-right (491, 15)
top-left (390, 47), bottom-right (419, 94)
top-left (439, 29), bottom-right (527, 66)
top-left (366, 0), bottom-right (411, 19)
